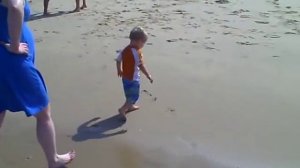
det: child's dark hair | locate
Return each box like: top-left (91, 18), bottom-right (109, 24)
top-left (129, 26), bottom-right (148, 41)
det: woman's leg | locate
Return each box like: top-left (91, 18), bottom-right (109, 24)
top-left (0, 112), bottom-right (5, 128)
top-left (35, 105), bottom-right (75, 168)
top-left (81, 0), bottom-right (87, 9)
top-left (43, 0), bottom-right (50, 15)
top-left (73, 0), bottom-right (80, 12)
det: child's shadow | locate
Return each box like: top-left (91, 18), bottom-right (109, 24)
top-left (72, 115), bottom-right (127, 142)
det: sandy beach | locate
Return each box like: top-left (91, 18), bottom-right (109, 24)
top-left (1, 0), bottom-right (300, 167)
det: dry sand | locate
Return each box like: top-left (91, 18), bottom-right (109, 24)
top-left (1, 0), bottom-right (300, 167)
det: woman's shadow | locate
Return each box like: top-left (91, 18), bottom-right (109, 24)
top-left (72, 115), bottom-right (127, 142)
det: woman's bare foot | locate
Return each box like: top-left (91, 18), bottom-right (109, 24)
top-left (72, 8), bottom-right (80, 13)
top-left (43, 12), bottom-right (50, 16)
top-left (50, 150), bottom-right (76, 168)
top-left (81, 5), bottom-right (87, 9)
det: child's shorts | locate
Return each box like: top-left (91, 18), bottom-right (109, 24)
top-left (122, 79), bottom-right (140, 104)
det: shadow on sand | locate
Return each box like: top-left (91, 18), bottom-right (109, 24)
top-left (29, 11), bottom-right (71, 21)
top-left (72, 115), bottom-right (127, 142)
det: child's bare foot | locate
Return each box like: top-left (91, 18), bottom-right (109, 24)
top-left (50, 150), bottom-right (76, 168)
top-left (118, 109), bottom-right (127, 121)
top-left (127, 105), bottom-right (140, 113)
top-left (81, 4), bottom-right (87, 9)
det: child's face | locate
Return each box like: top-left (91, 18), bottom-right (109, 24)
top-left (136, 38), bottom-right (147, 49)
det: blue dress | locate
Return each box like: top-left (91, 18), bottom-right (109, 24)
top-left (0, 1), bottom-right (49, 117)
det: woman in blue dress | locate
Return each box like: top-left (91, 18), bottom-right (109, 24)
top-left (0, 0), bottom-right (75, 167)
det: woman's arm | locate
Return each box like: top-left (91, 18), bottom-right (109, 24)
top-left (7, 0), bottom-right (24, 51)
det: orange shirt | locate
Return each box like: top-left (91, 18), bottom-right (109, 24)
top-left (116, 45), bottom-right (144, 81)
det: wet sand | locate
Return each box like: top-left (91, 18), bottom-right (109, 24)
top-left (1, 0), bottom-right (300, 167)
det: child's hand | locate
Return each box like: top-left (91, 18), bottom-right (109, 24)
top-left (148, 75), bottom-right (153, 83)
top-left (117, 70), bottom-right (123, 78)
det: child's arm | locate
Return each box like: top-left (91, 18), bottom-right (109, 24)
top-left (139, 64), bottom-right (153, 83)
top-left (116, 60), bottom-right (122, 77)
top-left (116, 52), bottom-right (123, 77)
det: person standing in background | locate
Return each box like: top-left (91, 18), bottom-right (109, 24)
top-left (44, 0), bottom-right (49, 15)
top-left (73, 0), bottom-right (87, 12)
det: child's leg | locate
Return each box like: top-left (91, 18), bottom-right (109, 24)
top-left (119, 79), bottom-right (140, 119)
top-left (127, 105), bottom-right (140, 113)
top-left (118, 101), bottom-right (132, 120)
top-left (129, 81), bottom-right (140, 112)
top-left (123, 80), bottom-right (140, 113)
top-left (81, 0), bottom-right (87, 9)
top-left (119, 101), bottom-right (131, 114)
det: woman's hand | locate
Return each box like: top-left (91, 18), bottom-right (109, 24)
top-left (5, 43), bottom-right (29, 55)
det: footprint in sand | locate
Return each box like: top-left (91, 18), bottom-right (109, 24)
top-left (167, 107), bottom-right (176, 113)
top-left (25, 156), bottom-right (33, 161)
top-left (255, 21), bottom-right (270, 24)
top-left (204, 11), bottom-right (214, 15)
top-left (284, 19), bottom-right (299, 25)
top-left (142, 90), bottom-right (157, 102)
top-left (223, 31), bottom-right (232, 35)
top-left (173, 9), bottom-right (188, 15)
top-left (221, 25), bottom-right (238, 30)
top-left (166, 39), bottom-right (178, 43)
top-left (204, 0), bottom-right (213, 4)
top-left (259, 12), bottom-right (270, 18)
top-left (285, 31), bottom-right (297, 35)
top-left (240, 15), bottom-right (251, 18)
top-left (264, 34), bottom-right (281, 38)
top-left (236, 41), bottom-right (258, 45)
top-left (207, 30), bottom-right (218, 34)
top-left (52, 31), bottom-right (60, 34)
top-left (35, 38), bottom-right (43, 43)
top-left (285, 11), bottom-right (298, 14)
top-left (230, 9), bottom-right (250, 15)
top-left (161, 27), bottom-right (173, 30)
top-left (98, 22), bottom-right (108, 26)
top-left (142, 89), bottom-right (153, 97)
top-left (215, 0), bottom-right (229, 4)
top-left (204, 45), bottom-right (219, 51)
